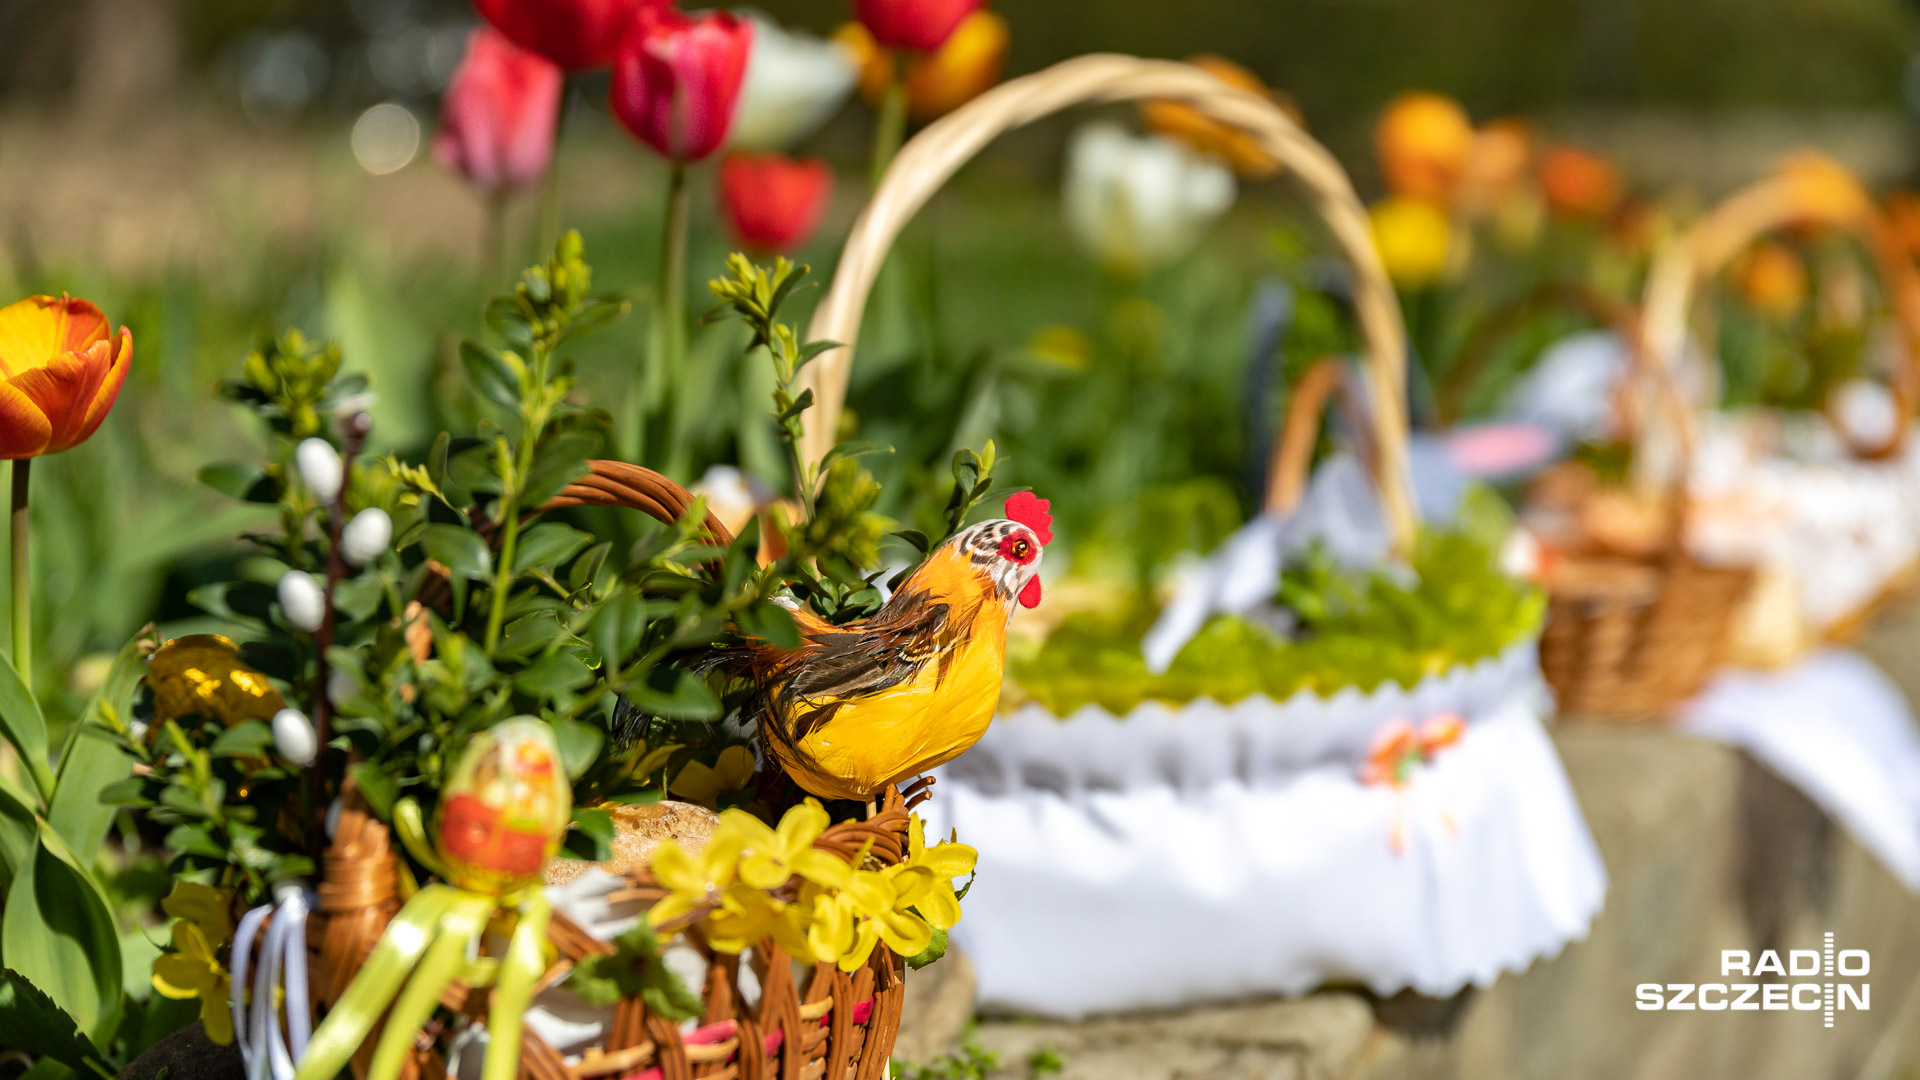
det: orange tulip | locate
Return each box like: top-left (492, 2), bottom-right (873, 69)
top-left (834, 22), bottom-right (895, 105)
top-left (1538, 145), bottom-right (1622, 219)
top-left (903, 10), bottom-right (1008, 121)
top-left (0, 294), bottom-right (132, 459)
top-left (1140, 55), bottom-right (1297, 178)
top-left (837, 12), bottom-right (1008, 122)
top-left (1733, 241), bottom-right (1808, 318)
top-left (1375, 92), bottom-right (1473, 202)
top-left (1887, 190), bottom-right (1920, 261)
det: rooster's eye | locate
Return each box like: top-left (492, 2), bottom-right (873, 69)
top-left (1011, 539), bottom-right (1030, 558)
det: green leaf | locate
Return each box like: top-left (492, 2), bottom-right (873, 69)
top-left (821, 440), bottom-right (893, 467)
top-left (513, 522), bottom-right (595, 574)
top-left (569, 542), bottom-right (613, 593)
top-left (0, 773), bottom-right (37, 883)
top-left (197, 462), bottom-right (277, 502)
top-left (906, 926), bottom-right (949, 970)
top-left (4, 826), bottom-right (124, 1038)
top-left (460, 341), bottom-right (521, 408)
top-left (163, 824), bottom-right (225, 859)
top-left (628, 669), bottom-right (721, 720)
top-left (47, 634), bottom-right (147, 857)
top-left (424, 524), bottom-right (493, 579)
top-left (513, 652), bottom-right (595, 700)
top-left (96, 778), bottom-right (149, 807)
top-left (521, 432), bottom-right (600, 509)
top-left (0, 968), bottom-right (113, 1074)
top-left (737, 601), bottom-right (801, 650)
top-left (551, 716), bottom-right (604, 782)
top-left (0, 654), bottom-right (54, 803)
top-left (210, 719), bottom-right (276, 758)
top-left (565, 922), bottom-right (701, 1018)
top-left (348, 762), bottom-right (400, 820)
top-left (563, 807), bottom-right (614, 862)
top-left (587, 590), bottom-right (643, 667)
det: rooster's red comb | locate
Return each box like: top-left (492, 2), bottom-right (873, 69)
top-left (1003, 492), bottom-right (1053, 545)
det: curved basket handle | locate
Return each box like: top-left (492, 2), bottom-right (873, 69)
top-left (1640, 165), bottom-right (1920, 462)
top-left (1435, 282), bottom-right (1642, 427)
top-left (799, 53), bottom-right (1416, 552)
top-left (1264, 359), bottom-right (1375, 515)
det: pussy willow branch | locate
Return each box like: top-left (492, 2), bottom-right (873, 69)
top-left (310, 414), bottom-right (369, 854)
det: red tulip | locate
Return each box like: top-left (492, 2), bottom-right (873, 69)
top-left (719, 152), bottom-right (833, 252)
top-left (473, 0), bottom-right (651, 71)
top-left (434, 29), bottom-right (563, 193)
top-left (610, 7), bottom-right (754, 162)
top-left (855, 0), bottom-right (981, 54)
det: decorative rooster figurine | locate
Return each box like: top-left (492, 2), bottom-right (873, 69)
top-left (735, 492), bottom-right (1053, 802)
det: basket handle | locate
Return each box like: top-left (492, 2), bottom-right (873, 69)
top-left (1639, 164), bottom-right (1920, 461)
top-left (798, 53), bottom-right (1416, 553)
top-left (1435, 282), bottom-right (1643, 427)
top-left (1264, 359), bottom-right (1376, 514)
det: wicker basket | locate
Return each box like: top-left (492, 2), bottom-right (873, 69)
top-left (310, 781), bottom-right (923, 1080)
top-left (1533, 164), bottom-right (1920, 715)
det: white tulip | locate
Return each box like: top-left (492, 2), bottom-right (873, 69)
top-left (296, 438), bottom-right (343, 503)
top-left (1062, 122), bottom-right (1236, 274)
top-left (727, 13), bottom-right (857, 152)
top-left (340, 507), bottom-right (393, 567)
top-left (691, 465), bottom-right (772, 537)
top-left (278, 570), bottom-right (327, 633)
top-left (272, 707), bottom-right (318, 767)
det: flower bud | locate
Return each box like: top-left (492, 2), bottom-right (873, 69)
top-left (341, 508), bottom-right (393, 567)
top-left (278, 571), bottom-right (327, 633)
top-left (272, 707), bottom-right (318, 767)
top-left (296, 438), bottom-right (343, 503)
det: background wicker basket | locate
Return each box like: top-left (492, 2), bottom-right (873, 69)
top-left (1538, 165), bottom-right (1920, 718)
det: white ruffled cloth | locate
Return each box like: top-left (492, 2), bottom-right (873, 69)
top-left (1687, 412), bottom-right (1920, 633)
top-left (1681, 650), bottom-right (1920, 892)
top-left (924, 646), bottom-right (1608, 1017)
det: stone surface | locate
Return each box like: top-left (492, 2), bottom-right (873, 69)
top-left (116, 1022), bottom-right (243, 1080)
top-left (889, 602), bottom-right (1920, 1079)
top-left (895, 949), bottom-right (982, 1065)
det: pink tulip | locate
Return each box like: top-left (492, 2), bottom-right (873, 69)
top-left (473, 0), bottom-right (652, 71)
top-left (434, 28), bottom-right (564, 193)
top-left (609, 8), bottom-right (754, 162)
top-left (719, 152), bottom-right (833, 252)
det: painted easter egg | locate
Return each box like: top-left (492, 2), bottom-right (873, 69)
top-left (435, 717), bottom-right (572, 893)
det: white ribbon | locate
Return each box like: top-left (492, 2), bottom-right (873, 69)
top-left (230, 885), bottom-right (315, 1080)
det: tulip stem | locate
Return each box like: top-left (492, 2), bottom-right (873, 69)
top-left (871, 81), bottom-right (908, 188)
top-left (656, 160), bottom-right (692, 473)
top-left (8, 459), bottom-right (27, 693)
top-left (484, 189), bottom-right (510, 289)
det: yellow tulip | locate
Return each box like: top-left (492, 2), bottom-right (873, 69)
top-left (1369, 197), bottom-right (1454, 288)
